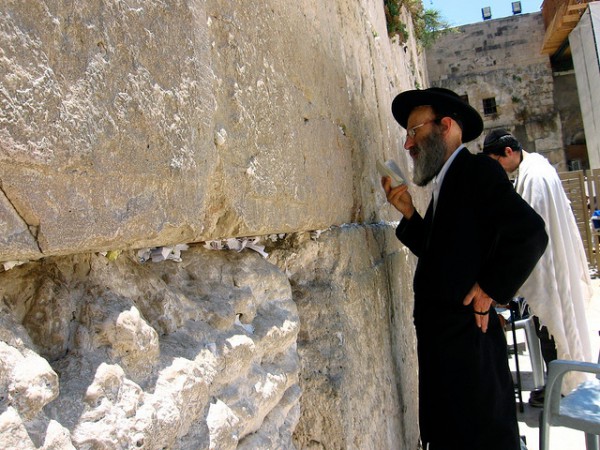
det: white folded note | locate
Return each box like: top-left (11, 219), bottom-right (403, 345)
top-left (377, 159), bottom-right (406, 187)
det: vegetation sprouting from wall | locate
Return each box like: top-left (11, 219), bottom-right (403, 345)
top-left (384, 0), bottom-right (453, 48)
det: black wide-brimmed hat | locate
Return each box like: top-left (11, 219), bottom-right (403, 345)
top-left (391, 87), bottom-right (484, 142)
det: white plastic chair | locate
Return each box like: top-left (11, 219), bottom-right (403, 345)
top-left (539, 353), bottom-right (600, 450)
top-left (499, 299), bottom-right (545, 411)
top-left (511, 315), bottom-right (546, 390)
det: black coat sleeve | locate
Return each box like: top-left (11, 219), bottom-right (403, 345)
top-left (396, 212), bottom-right (426, 257)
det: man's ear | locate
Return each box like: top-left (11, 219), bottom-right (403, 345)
top-left (439, 116), bottom-right (453, 134)
top-left (504, 146), bottom-right (513, 157)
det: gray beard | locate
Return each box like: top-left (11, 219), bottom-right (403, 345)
top-left (412, 130), bottom-right (447, 187)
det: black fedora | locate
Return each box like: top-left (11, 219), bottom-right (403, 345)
top-left (391, 87), bottom-right (484, 142)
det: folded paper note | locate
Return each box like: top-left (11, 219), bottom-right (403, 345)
top-left (377, 159), bottom-right (406, 187)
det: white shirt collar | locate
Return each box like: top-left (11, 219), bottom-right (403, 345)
top-left (432, 145), bottom-right (464, 212)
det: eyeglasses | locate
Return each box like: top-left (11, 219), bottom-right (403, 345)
top-left (407, 119), bottom-right (437, 138)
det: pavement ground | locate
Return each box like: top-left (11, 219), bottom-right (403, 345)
top-left (512, 275), bottom-right (600, 450)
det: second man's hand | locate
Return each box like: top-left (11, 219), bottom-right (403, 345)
top-left (381, 176), bottom-right (415, 219)
top-left (463, 283), bottom-right (494, 333)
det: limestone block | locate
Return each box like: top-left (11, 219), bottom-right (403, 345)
top-left (0, 224), bottom-right (421, 448)
top-left (0, 0), bottom-right (419, 263)
top-left (535, 136), bottom-right (563, 153)
top-left (0, 246), bottom-right (301, 448)
top-left (0, 0), bottom-right (216, 260)
top-left (268, 224), bottom-right (419, 449)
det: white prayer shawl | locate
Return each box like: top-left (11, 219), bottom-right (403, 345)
top-left (516, 152), bottom-right (593, 392)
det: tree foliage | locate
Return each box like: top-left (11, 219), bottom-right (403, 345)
top-left (384, 0), bottom-right (454, 48)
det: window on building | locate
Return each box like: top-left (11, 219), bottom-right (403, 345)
top-left (460, 94), bottom-right (469, 104)
top-left (482, 97), bottom-right (497, 115)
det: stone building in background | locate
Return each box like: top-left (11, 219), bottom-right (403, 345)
top-left (426, 10), bottom-right (587, 171)
top-left (563, 1), bottom-right (600, 170)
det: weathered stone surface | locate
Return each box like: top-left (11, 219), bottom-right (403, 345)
top-left (0, 1), bottom-right (425, 448)
top-left (0, 312), bottom-right (59, 423)
top-left (269, 225), bottom-right (419, 449)
top-left (0, 0), bottom-right (216, 260)
top-left (42, 421), bottom-right (76, 450)
top-left (0, 223), bottom-right (420, 449)
top-left (0, 192), bottom-right (40, 260)
top-left (0, 0), bottom-right (422, 262)
top-left (0, 407), bottom-right (36, 450)
top-left (0, 247), bottom-right (301, 448)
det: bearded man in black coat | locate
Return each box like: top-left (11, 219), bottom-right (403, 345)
top-left (382, 88), bottom-right (548, 450)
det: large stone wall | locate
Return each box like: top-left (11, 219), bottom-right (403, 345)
top-left (1, 247), bottom-right (301, 449)
top-left (0, 0), bottom-right (426, 263)
top-left (269, 225), bottom-right (419, 449)
top-left (0, 0), bottom-right (426, 449)
top-left (426, 12), bottom-right (566, 167)
top-left (0, 227), bottom-right (419, 449)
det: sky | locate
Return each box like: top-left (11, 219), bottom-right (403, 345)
top-left (427, 0), bottom-right (543, 27)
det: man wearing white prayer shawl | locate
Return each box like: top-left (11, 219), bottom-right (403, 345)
top-left (483, 129), bottom-right (593, 398)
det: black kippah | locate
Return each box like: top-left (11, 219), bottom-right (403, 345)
top-left (483, 129), bottom-right (522, 154)
top-left (484, 129), bottom-right (511, 147)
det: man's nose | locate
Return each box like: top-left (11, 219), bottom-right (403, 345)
top-left (404, 135), bottom-right (414, 150)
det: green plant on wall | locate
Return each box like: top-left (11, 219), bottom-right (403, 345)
top-left (384, 0), bottom-right (453, 48)
top-left (384, 0), bottom-right (409, 41)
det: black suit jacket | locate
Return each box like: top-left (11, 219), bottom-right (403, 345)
top-left (397, 147), bottom-right (548, 450)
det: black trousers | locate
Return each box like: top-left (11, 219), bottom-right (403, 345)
top-left (533, 315), bottom-right (558, 368)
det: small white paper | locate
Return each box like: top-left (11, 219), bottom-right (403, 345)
top-left (203, 236), bottom-right (269, 258)
top-left (137, 244), bottom-right (189, 263)
top-left (204, 240), bottom-right (223, 250)
top-left (2, 260), bottom-right (27, 271)
top-left (377, 159), bottom-right (406, 187)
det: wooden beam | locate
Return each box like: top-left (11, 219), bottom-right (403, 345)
top-left (566, 3), bottom-right (590, 14)
top-left (540, 0), bottom-right (594, 55)
top-left (563, 15), bottom-right (583, 24)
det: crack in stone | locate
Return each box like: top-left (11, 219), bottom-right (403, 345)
top-left (0, 181), bottom-right (44, 253)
